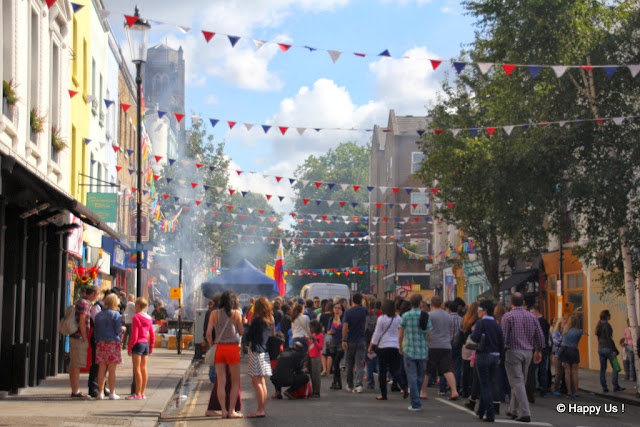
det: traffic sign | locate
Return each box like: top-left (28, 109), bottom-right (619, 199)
top-left (395, 287), bottom-right (408, 298)
top-left (170, 287), bottom-right (182, 300)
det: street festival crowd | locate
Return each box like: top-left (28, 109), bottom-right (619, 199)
top-left (64, 286), bottom-right (639, 423)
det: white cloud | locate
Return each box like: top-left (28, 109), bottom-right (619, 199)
top-left (369, 46), bottom-right (442, 115)
top-left (379, 0), bottom-right (432, 6)
top-left (205, 95), bottom-right (219, 105)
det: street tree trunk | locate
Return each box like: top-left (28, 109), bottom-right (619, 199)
top-left (620, 226), bottom-right (639, 395)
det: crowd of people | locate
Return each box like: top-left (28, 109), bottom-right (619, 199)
top-left (65, 285), bottom-right (636, 423)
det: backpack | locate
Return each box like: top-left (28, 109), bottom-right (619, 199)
top-left (365, 313), bottom-right (378, 343)
top-left (419, 311), bottom-right (429, 331)
top-left (59, 305), bottom-right (78, 336)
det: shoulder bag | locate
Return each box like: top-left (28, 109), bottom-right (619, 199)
top-left (371, 316), bottom-right (395, 353)
top-left (204, 312), bottom-right (231, 366)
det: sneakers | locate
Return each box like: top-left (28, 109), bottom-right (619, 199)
top-left (552, 391), bottom-right (562, 397)
top-left (70, 392), bottom-right (88, 399)
top-left (408, 405), bottom-right (422, 411)
top-left (353, 386), bottom-right (363, 393)
top-left (613, 387), bottom-right (626, 392)
top-left (345, 385), bottom-right (353, 392)
top-left (96, 393), bottom-right (105, 400)
top-left (282, 390), bottom-right (293, 400)
top-left (109, 393), bottom-right (121, 400)
top-left (126, 394), bottom-right (142, 400)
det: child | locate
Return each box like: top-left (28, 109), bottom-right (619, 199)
top-left (308, 320), bottom-right (324, 397)
top-left (127, 297), bottom-right (155, 399)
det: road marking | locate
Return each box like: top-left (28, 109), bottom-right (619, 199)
top-left (435, 398), bottom-right (553, 426)
top-left (184, 374), bottom-right (203, 417)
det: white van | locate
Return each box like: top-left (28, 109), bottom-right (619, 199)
top-left (300, 283), bottom-right (350, 303)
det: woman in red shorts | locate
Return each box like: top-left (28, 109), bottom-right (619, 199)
top-left (206, 291), bottom-right (244, 418)
top-left (94, 293), bottom-right (126, 399)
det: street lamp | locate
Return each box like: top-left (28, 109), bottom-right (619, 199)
top-left (125, 6), bottom-right (150, 298)
top-left (394, 225), bottom-right (403, 290)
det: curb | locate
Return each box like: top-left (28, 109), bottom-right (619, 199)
top-left (579, 387), bottom-right (640, 407)
top-left (158, 357), bottom-right (201, 421)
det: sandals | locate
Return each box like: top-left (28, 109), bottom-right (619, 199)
top-left (228, 412), bottom-right (244, 419)
top-left (247, 412), bottom-right (266, 418)
top-left (376, 396), bottom-right (387, 400)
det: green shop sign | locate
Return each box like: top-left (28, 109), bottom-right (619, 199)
top-left (86, 192), bottom-right (117, 222)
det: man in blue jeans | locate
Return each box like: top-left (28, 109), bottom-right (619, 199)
top-left (399, 293), bottom-right (431, 411)
top-left (342, 293), bottom-right (369, 393)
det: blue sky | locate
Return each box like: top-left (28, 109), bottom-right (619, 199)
top-left (102, 0), bottom-right (475, 210)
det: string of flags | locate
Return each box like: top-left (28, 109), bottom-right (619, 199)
top-left (284, 265), bottom-right (388, 276)
top-left (87, 4), bottom-right (640, 77)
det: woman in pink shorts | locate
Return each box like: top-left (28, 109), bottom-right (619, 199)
top-left (94, 293), bottom-right (126, 399)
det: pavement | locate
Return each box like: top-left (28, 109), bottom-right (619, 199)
top-left (578, 368), bottom-right (640, 406)
top-left (0, 346), bottom-right (194, 427)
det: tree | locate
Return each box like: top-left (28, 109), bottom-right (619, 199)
top-left (288, 142), bottom-right (371, 295)
top-left (456, 0), bottom-right (640, 389)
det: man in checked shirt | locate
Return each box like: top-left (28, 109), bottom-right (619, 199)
top-left (501, 293), bottom-right (544, 423)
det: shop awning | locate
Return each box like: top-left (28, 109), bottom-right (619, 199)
top-left (1, 153), bottom-right (119, 239)
top-left (499, 269), bottom-right (539, 291)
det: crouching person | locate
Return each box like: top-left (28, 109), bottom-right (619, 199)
top-left (270, 341), bottom-right (310, 399)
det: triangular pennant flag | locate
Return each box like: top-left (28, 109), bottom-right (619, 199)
top-left (228, 189), bottom-right (236, 195)
top-left (430, 59), bottom-right (442, 70)
top-left (486, 127), bottom-right (497, 136)
top-left (354, 52), bottom-right (366, 58)
top-left (242, 191), bottom-right (248, 197)
top-left (612, 117), bottom-right (625, 125)
top-left (327, 183), bottom-right (336, 190)
top-left (71, 2), bottom-right (83, 13)
top-left (131, 187), bottom-right (137, 193)
top-left (551, 66), bottom-right (567, 78)
top-left (115, 166), bottom-right (122, 172)
top-left (405, 188), bottom-right (413, 194)
top-left (265, 194), bottom-right (272, 200)
top-left (392, 188), bottom-right (399, 194)
top-left (128, 169), bottom-right (135, 175)
top-left (527, 65), bottom-right (542, 78)
top-left (124, 15), bottom-right (138, 28)
top-left (469, 129), bottom-right (478, 137)
top-left (580, 65), bottom-right (594, 73)
top-left (126, 149), bottom-right (134, 156)
top-left (83, 138), bottom-right (91, 145)
top-left (502, 64), bottom-right (517, 76)
top-left (431, 188), bottom-right (440, 196)
top-left (228, 121), bottom-right (237, 129)
top-left (595, 119), bottom-right (603, 125)
top-left (45, 0), bottom-right (57, 8)
top-left (328, 50), bottom-right (342, 63)
top-left (168, 158), bottom-right (176, 165)
top-left (253, 40), bottom-right (265, 50)
top-left (452, 129), bottom-right (461, 137)
top-left (178, 25), bottom-right (191, 34)
top-left (289, 178), bottom-right (296, 185)
top-left (228, 35), bottom-right (241, 47)
top-left (378, 49), bottom-right (391, 57)
top-left (434, 129), bottom-right (444, 135)
top-left (86, 94), bottom-right (95, 103)
top-left (417, 130), bottom-right (426, 136)
top-left (303, 199), bottom-right (310, 205)
top-left (202, 31), bottom-right (215, 42)
top-left (304, 46), bottom-right (318, 52)
top-left (603, 66), bottom-right (618, 79)
top-left (244, 123), bottom-right (254, 131)
top-left (195, 163), bottom-right (204, 169)
top-left (315, 182), bottom-right (323, 188)
top-left (174, 113), bottom-right (185, 123)
top-left (367, 186), bottom-right (374, 192)
top-left (453, 62), bottom-right (466, 74)
top-left (477, 62), bottom-right (494, 74)
top-left (203, 185), bottom-right (210, 191)
top-left (503, 125), bottom-right (515, 135)
top-left (279, 126), bottom-right (288, 135)
top-left (98, 10), bottom-right (110, 19)
top-left (277, 43), bottom-right (291, 52)
top-left (627, 65), bottom-right (640, 78)
top-left (296, 127), bottom-right (306, 135)
top-left (353, 185), bottom-right (360, 192)
top-left (158, 111), bottom-right (167, 118)
top-left (236, 170), bottom-right (243, 176)
top-left (195, 200), bottom-right (201, 206)
top-left (112, 144), bottom-right (120, 152)
top-left (165, 178), bottom-right (173, 183)
top-left (121, 103), bottom-right (131, 112)
top-left (209, 119), bottom-right (219, 128)
top-left (278, 196), bottom-right (285, 202)
top-left (153, 174), bottom-right (160, 181)
top-left (162, 194), bottom-right (169, 200)
top-left (104, 99), bottom-right (114, 109)
top-left (558, 121), bottom-right (567, 128)
top-left (69, 90), bottom-right (78, 98)
top-left (261, 125), bottom-right (271, 133)
top-left (275, 176), bottom-right (283, 182)
top-left (448, 202), bottom-right (455, 209)
top-left (191, 182), bottom-right (198, 189)
top-left (209, 166), bottom-right (215, 171)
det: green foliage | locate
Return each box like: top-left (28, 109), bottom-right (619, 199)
top-left (2, 80), bottom-right (18, 105)
top-left (51, 126), bottom-right (66, 151)
top-left (288, 142), bottom-right (371, 295)
top-left (30, 109), bottom-right (45, 133)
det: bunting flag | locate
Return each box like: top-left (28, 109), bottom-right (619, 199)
top-left (70, 2), bottom-right (84, 13)
top-left (121, 103), bottom-right (131, 113)
top-left (104, 99), bottom-right (114, 108)
top-left (45, 0), bottom-right (57, 8)
top-left (69, 90), bottom-right (78, 98)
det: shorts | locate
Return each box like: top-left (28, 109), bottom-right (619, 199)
top-left (215, 343), bottom-right (241, 365)
top-left (96, 341), bottom-right (123, 364)
top-left (69, 337), bottom-right (89, 368)
top-left (427, 348), bottom-right (453, 377)
top-left (558, 346), bottom-right (580, 365)
top-left (131, 342), bottom-right (150, 355)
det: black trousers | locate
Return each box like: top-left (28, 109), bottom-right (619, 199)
top-left (378, 347), bottom-right (406, 398)
top-left (271, 373), bottom-right (309, 393)
top-left (88, 335), bottom-right (99, 395)
top-left (327, 341), bottom-right (344, 383)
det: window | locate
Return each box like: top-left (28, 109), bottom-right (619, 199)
top-left (2, 0), bottom-right (14, 91)
top-left (29, 8), bottom-right (39, 115)
top-left (550, 276), bottom-right (556, 291)
top-left (72, 18), bottom-right (77, 78)
top-left (410, 238), bottom-right (429, 255)
top-left (89, 153), bottom-right (95, 193)
top-left (83, 39), bottom-right (87, 95)
top-left (387, 157), bottom-right (393, 183)
top-left (412, 152), bottom-right (426, 174)
top-left (410, 192), bottom-right (429, 215)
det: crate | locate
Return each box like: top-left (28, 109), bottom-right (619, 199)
top-left (154, 335), bottom-right (163, 348)
top-left (167, 335), bottom-right (190, 350)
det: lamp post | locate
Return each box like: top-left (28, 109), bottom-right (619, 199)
top-left (125, 6), bottom-right (150, 298)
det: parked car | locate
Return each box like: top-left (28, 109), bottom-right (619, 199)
top-left (300, 283), bottom-right (350, 303)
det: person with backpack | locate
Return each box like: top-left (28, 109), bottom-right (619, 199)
top-left (68, 285), bottom-right (99, 399)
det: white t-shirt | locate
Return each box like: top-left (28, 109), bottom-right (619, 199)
top-left (291, 314), bottom-right (310, 338)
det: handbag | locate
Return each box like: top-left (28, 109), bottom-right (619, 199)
top-left (611, 354), bottom-right (622, 373)
top-left (371, 316), bottom-right (394, 353)
top-left (204, 313), bottom-right (231, 366)
top-left (465, 334), bottom-right (486, 351)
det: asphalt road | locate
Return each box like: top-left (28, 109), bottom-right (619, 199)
top-left (159, 358), bottom-right (640, 427)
